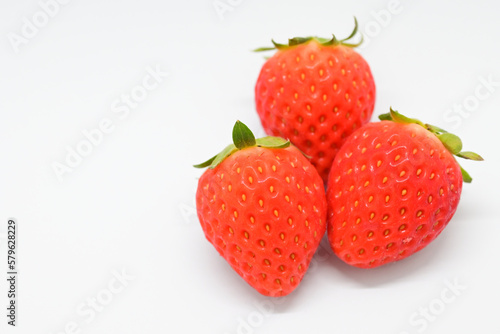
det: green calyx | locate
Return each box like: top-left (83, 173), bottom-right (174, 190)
top-left (253, 17), bottom-right (363, 52)
top-left (193, 121), bottom-right (290, 169)
top-left (379, 108), bottom-right (484, 183)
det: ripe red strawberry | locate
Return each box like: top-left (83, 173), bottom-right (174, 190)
top-left (195, 121), bottom-right (326, 297)
top-left (326, 109), bottom-right (483, 268)
top-left (254, 19), bottom-right (376, 182)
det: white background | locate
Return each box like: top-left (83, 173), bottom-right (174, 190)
top-left (1, 0), bottom-right (499, 333)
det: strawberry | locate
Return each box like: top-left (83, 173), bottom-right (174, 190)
top-left (326, 109), bottom-right (483, 268)
top-left (254, 18), bottom-right (376, 182)
top-left (195, 121), bottom-right (326, 296)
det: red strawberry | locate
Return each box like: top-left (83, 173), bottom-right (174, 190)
top-left (195, 121), bottom-right (327, 296)
top-left (326, 109), bottom-right (483, 268)
top-left (254, 18), bottom-right (376, 182)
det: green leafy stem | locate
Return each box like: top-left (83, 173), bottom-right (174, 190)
top-left (379, 108), bottom-right (484, 183)
top-left (194, 121), bottom-right (290, 169)
top-left (254, 17), bottom-right (363, 52)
